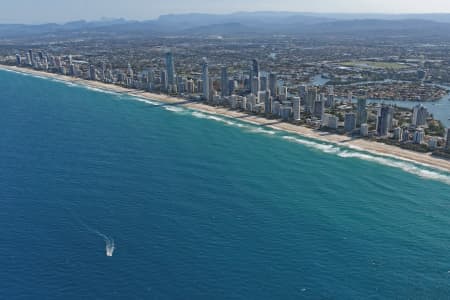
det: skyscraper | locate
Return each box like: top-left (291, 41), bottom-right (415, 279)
top-left (326, 86), bottom-right (335, 108)
top-left (251, 59), bottom-right (259, 79)
top-left (15, 54), bottom-right (21, 65)
top-left (377, 105), bottom-right (394, 136)
top-left (412, 104), bottom-right (428, 127)
top-left (228, 79), bottom-right (235, 95)
top-left (259, 90), bottom-right (271, 114)
top-left (26, 52), bottom-right (32, 66)
top-left (165, 51), bottom-right (176, 87)
top-left (28, 49), bottom-right (34, 65)
top-left (394, 127), bottom-right (403, 141)
top-left (260, 74), bottom-right (268, 92)
top-left (445, 128), bottom-right (450, 151)
top-left (160, 70), bottom-right (167, 90)
top-left (69, 64), bottom-right (77, 77)
top-left (356, 98), bottom-right (368, 127)
top-left (360, 123), bottom-right (369, 137)
top-left (89, 65), bottom-right (96, 81)
top-left (101, 62), bottom-right (106, 82)
top-left (348, 91), bottom-right (353, 104)
top-left (313, 98), bottom-right (324, 119)
top-left (344, 113), bottom-right (356, 133)
top-left (201, 57), bottom-right (210, 102)
top-left (250, 59), bottom-right (260, 94)
top-left (251, 77), bottom-right (260, 95)
top-left (299, 85), bottom-right (307, 99)
top-left (220, 66), bottom-right (229, 97)
top-left (269, 73), bottom-right (278, 97)
top-left (307, 87), bottom-right (317, 114)
top-left (127, 63), bottom-right (134, 79)
top-left (413, 128), bottom-right (425, 144)
top-left (293, 97), bottom-right (301, 121)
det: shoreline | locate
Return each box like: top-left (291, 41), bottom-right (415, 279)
top-left (2, 64), bottom-right (450, 173)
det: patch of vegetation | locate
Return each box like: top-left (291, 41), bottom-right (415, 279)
top-left (426, 120), bottom-right (446, 137)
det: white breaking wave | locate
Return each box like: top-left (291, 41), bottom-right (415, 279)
top-left (163, 106), bottom-right (185, 113)
top-left (51, 79), bottom-right (79, 88)
top-left (84, 86), bottom-right (118, 95)
top-left (1, 68), bottom-right (28, 75)
top-left (27, 74), bottom-right (47, 80)
top-left (6, 68), bottom-right (449, 185)
top-left (338, 151), bottom-right (450, 185)
top-left (247, 127), bottom-right (277, 135)
top-left (191, 111), bottom-right (241, 127)
top-left (186, 111), bottom-right (450, 185)
top-left (282, 135), bottom-right (450, 185)
top-left (282, 136), bottom-right (341, 154)
top-left (131, 97), bottom-right (160, 106)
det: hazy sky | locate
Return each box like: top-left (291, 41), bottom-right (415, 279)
top-left (2, 0), bottom-right (450, 23)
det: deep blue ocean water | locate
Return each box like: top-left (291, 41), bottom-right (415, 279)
top-left (1, 69), bottom-right (450, 299)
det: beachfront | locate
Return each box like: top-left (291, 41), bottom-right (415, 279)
top-left (2, 64), bottom-right (450, 173)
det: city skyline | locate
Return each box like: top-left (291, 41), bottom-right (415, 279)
top-left (3, 0), bottom-right (450, 23)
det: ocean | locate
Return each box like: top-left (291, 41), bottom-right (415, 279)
top-left (1, 69), bottom-right (450, 299)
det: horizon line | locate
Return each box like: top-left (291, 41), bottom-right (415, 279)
top-left (4, 10), bottom-right (450, 25)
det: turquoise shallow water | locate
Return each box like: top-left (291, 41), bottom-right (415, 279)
top-left (1, 69), bottom-right (450, 299)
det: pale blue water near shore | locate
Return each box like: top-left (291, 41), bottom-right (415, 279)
top-left (1, 69), bottom-right (450, 299)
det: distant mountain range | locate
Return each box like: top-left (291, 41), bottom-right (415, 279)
top-left (2, 12), bottom-right (450, 39)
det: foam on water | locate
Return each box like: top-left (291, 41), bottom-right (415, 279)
top-left (129, 97), bottom-right (160, 106)
top-left (338, 151), bottom-right (450, 185)
top-left (247, 127), bottom-right (277, 135)
top-left (94, 231), bottom-right (115, 257)
top-left (163, 106), bottom-right (185, 113)
top-left (282, 136), bottom-right (341, 154)
top-left (282, 135), bottom-right (450, 185)
top-left (179, 110), bottom-right (450, 185)
top-left (84, 86), bottom-right (119, 95)
top-left (29, 74), bottom-right (47, 80)
top-left (69, 211), bottom-right (116, 257)
top-left (3, 68), bottom-right (449, 186)
top-left (50, 78), bottom-right (79, 88)
top-left (191, 111), bottom-right (241, 127)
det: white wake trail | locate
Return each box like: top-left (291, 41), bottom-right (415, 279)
top-left (68, 211), bottom-right (116, 257)
top-left (94, 231), bottom-right (115, 257)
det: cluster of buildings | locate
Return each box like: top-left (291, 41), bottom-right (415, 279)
top-left (334, 82), bottom-right (448, 102)
top-left (13, 49), bottom-right (450, 155)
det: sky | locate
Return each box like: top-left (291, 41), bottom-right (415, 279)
top-left (2, 0), bottom-right (450, 23)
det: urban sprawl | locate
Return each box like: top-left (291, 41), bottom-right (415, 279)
top-left (3, 48), bottom-right (450, 158)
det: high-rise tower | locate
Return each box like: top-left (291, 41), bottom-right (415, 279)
top-left (220, 66), bottom-right (229, 97)
top-left (202, 58), bottom-right (210, 101)
top-left (165, 51), bottom-right (176, 86)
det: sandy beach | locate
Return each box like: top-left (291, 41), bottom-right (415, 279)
top-left (2, 64), bottom-right (450, 173)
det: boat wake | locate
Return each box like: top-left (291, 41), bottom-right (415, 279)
top-left (94, 230), bottom-right (115, 257)
top-left (69, 211), bottom-right (116, 257)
